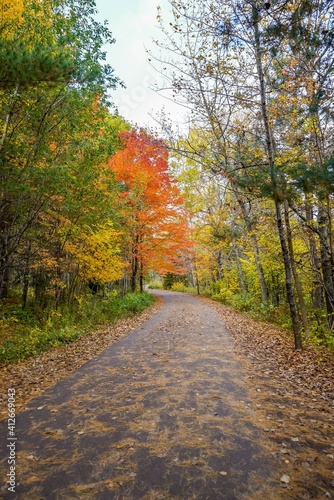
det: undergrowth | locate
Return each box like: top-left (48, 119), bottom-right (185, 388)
top-left (170, 282), bottom-right (196, 293)
top-left (203, 287), bottom-right (334, 349)
top-left (147, 279), bottom-right (163, 290)
top-left (0, 292), bottom-right (154, 364)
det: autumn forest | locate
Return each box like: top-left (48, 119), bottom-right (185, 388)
top-left (1, 0), bottom-right (334, 361)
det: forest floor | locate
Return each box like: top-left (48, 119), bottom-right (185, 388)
top-left (201, 297), bottom-right (334, 499)
top-left (0, 291), bottom-right (333, 499)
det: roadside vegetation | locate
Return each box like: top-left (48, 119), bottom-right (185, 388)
top-left (0, 291), bottom-right (154, 363)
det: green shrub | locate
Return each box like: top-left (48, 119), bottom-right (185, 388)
top-left (121, 292), bottom-right (154, 314)
top-left (171, 282), bottom-right (196, 293)
top-left (211, 288), bottom-right (234, 304)
top-left (229, 293), bottom-right (255, 312)
top-left (0, 304), bottom-right (35, 322)
top-left (0, 292), bottom-right (154, 364)
top-left (163, 272), bottom-right (189, 290)
top-left (147, 280), bottom-right (163, 289)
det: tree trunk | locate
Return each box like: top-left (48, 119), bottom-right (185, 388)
top-left (317, 207), bottom-right (334, 328)
top-left (232, 233), bottom-right (247, 293)
top-left (67, 270), bottom-right (79, 306)
top-left (276, 201), bottom-right (303, 349)
top-left (284, 201), bottom-right (310, 339)
top-left (305, 200), bottom-right (322, 309)
top-left (252, 3), bottom-right (302, 348)
top-left (252, 233), bottom-right (268, 304)
top-left (139, 262), bottom-right (144, 293)
top-left (238, 198), bottom-right (268, 303)
top-left (34, 269), bottom-right (48, 309)
top-left (0, 215), bottom-right (13, 299)
top-left (131, 255), bottom-right (138, 293)
top-left (22, 275), bottom-right (29, 309)
top-left (193, 261), bottom-right (200, 295)
top-left (22, 242), bottom-right (32, 309)
top-left (0, 264), bottom-right (10, 299)
top-left (217, 248), bottom-right (223, 281)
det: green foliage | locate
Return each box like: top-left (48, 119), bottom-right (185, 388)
top-left (0, 39), bottom-right (78, 88)
top-left (306, 308), bottom-right (334, 349)
top-left (249, 302), bottom-right (291, 329)
top-left (0, 304), bottom-right (35, 322)
top-left (147, 279), bottom-right (163, 290)
top-left (156, 0), bottom-right (334, 351)
top-left (205, 286), bottom-right (334, 348)
top-left (170, 282), bottom-right (196, 293)
top-left (163, 273), bottom-right (174, 290)
top-left (310, 331), bottom-right (334, 350)
top-left (0, 0), bottom-right (126, 306)
top-left (228, 293), bottom-right (255, 312)
top-left (294, 156), bottom-right (334, 199)
top-left (207, 279), bottom-right (238, 304)
top-left (208, 286), bottom-right (254, 311)
top-left (0, 0), bottom-right (120, 92)
top-left (163, 273), bottom-right (188, 290)
top-left (0, 292), bottom-right (154, 363)
top-left (118, 292), bottom-right (154, 316)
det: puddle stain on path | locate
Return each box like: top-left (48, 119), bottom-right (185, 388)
top-left (1, 291), bottom-right (287, 499)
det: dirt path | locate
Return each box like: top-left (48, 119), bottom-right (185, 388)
top-left (0, 291), bottom-right (332, 499)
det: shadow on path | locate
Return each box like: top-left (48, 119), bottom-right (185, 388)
top-left (1, 291), bottom-right (280, 499)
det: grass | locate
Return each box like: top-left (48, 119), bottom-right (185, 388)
top-left (0, 292), bottom-right (154, 364)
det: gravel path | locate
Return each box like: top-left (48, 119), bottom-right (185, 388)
top-left (0, 291), bottom-right (328, 499)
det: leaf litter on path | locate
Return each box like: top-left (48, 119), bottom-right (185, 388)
top-left (200, 296), bottom-right (334, 500)
top-left (0, 297), bottom-right (163, 420)
top-left (0, 292), bottom-right (333, 499)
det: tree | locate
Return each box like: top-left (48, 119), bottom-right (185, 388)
top-left (156, 0), bottom-right (333, 349)
top-left (0, 0), bottom-right (120, 90)
top-left (153, 0), bottom-right (334, 348)
top-left (0, 0), bottom-right (121, 301)
top-left (108, 130), bottom-right (192, 292)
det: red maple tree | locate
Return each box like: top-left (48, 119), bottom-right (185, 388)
top-left (108, 130), bottom-right (192, 291)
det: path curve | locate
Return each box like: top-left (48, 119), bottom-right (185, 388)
top-left (1, 291), bottom-right (281, 499)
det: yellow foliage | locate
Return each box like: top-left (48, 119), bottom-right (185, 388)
top-left (1, 0), bottom-right (56, 47)
top-left (0, 0), bottom-right (23, 27)
top-left (66, 223), bottom-right (125, 284)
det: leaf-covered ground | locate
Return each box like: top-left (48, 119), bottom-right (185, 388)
top-left (0, 292), bottom-right (333, 499)
top-left (0, 291), bottom-right (279, 499)
top-left (202, 297), bottom-right (334, 499)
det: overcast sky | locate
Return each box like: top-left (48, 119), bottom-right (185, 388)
top-left (94, 0), bottom-right (178, 130)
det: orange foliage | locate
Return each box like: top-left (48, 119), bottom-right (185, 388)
top-left (108, 130), bottom-right (192, 278)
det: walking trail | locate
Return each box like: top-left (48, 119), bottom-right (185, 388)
top-left (0, 291), bottom-right (331, 499)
